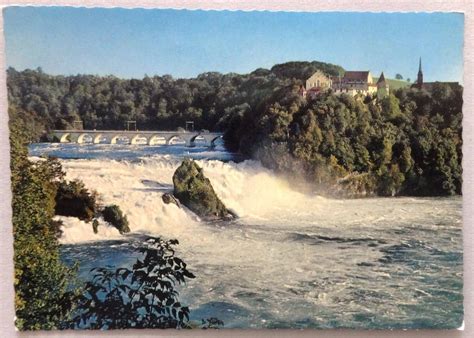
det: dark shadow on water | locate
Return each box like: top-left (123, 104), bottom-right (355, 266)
top-left (289, 232), bottom-right (387, 246)
top-left (140, 179), bottom-right (172, 189)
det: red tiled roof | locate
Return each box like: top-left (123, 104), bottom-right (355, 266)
top-left (343, 71), bottom-right (370, 81)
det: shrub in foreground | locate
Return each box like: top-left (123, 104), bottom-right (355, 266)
top-left (70, 237), bottom-right (195, 329)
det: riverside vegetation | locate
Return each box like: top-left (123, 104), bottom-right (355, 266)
top-left (7, 61), bottom-right (462, 197)
top-left (10, 120), bottom-right (201, 330)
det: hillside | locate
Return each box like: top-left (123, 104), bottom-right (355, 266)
top-left (6, 60), bottom-right (344, 135)
top-left (270, 61), bottom-right (345, 80)
top-left (7, 62), bottom-right (463, 197)
top-left (373, 77), bottom-right (411, 90)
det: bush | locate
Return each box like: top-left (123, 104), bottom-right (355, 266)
top-left (102, 205), bottom-right (130, 234)
top-left (70, 237), bottom-right (195, 329)
top-left (55, 180), bottom-right (97, 222)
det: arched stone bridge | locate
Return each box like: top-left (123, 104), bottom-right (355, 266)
top-left (51, 130), bottom-right (224, 147)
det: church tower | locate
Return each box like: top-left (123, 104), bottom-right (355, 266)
top-left (376, 71), bottom-right (389, 99)
top-left (417, 57), bottom-right (423, 89)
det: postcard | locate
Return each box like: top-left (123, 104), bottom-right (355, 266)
top-left (3, 6), bottom-right (464, 331)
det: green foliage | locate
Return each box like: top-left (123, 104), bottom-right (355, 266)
top-left (230, 83), bottom-right (462, 197)
top-left (10, 121), bottom-right (77, 330)
top-left (173, 159), bottom-right (231, 219)
top-left (101, 205), bottom-right (130, 234)
top-left (6, 61), bottom-right (338, 134)
top-left (380, 94), bottom-right (402, 120)
top-left (7, 65), bottom-right (462, 197)
top-left (55, 180), bottom-right (98, 222)
top-left (71, 237), bottom-right (195, 329)
top-left (270, 60), bottom-right (344, 80)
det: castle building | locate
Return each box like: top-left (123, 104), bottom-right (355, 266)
top-left (298, 85), bottom-right (307, 97)
top-left (303, 69), bottom-right (390, 99)
top-left (305, 70), bottom-right (333, 98)
top-left (332, 71), bottom-right (378, 96)
top-left (306, 70), bottom-right (333, 90)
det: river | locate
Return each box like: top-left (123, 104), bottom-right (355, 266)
top-left (29, 142), bottom-right (463, 329)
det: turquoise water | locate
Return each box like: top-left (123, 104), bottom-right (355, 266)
top-left (30, 143), bottom-right (463, 329)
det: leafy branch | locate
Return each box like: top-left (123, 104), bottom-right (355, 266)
top-left (70, 237), bottom-right (195, 329)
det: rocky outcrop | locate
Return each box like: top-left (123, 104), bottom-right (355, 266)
top-left (172, 159), bottom-right (235, 220)
top-left (162, 193), bottom-right (181, 208)
top-left (102, 205), bottom-right (131, 234)
top-left (92, 219), bottom-right (99, 234)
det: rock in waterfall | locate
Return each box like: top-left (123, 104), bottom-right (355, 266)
top-left (162, 192), bottom-right (181, 208)
top-left (172, 159), bottom-right (235, 220)
top-left (102, 205), bottom-right (131, 234)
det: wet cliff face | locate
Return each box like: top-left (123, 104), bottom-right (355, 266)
top-left (172, 159), bottom-right (230, 220)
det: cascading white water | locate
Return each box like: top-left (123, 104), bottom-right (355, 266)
top-left (31, 143), bottom-right (463, 329)
top-left (57, 156), bottom-right (332, 243)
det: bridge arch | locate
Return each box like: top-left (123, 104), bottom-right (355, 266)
top-left (167, 135), bottom-right (186, 146)
top-left (93, 134), bottom-right (103, 144)
top-left (148, 135), bottom-right (166, 145)
top-left (130, 134), bottom-right (145, 145)
top-left (210, 135), bottom-right (224, 147)
top-left (77, 133), bottom-right (94, 144)
top-left (59, 133), bottom-right (71, 143)
top-left (110, 135), bottom-right (131, 144)
top-left (190, 135), bottom-right (208, 147)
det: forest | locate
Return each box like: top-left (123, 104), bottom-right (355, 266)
top-left (7, 60), bottom-right (462, 196)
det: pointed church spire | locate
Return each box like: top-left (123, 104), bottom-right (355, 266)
top-left (417, 57), bottom-right (423, 88)
top-left (377, 71), bottom-right (386, 84)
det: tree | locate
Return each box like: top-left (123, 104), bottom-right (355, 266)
top-left (7, 64), bottom-right (463, 198)
top-left (10, 120), bottom-right (77, 330)
top-left (70, 237), bottom-right (195, 329)
top-left (395, 73), bottom-right (403, 80)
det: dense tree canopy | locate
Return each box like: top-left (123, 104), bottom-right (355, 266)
top-left (227, 82), bottom-right (462, 196)
top-left (7, 61), bottom-right (343, 135)
top-left (7, 61), bottom-right (462, 197)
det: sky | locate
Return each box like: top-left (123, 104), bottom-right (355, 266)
top-left (3, 7), bottom-right (464, 82)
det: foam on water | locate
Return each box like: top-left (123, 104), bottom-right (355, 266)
top-left (56, 155), bottom-right (332, 243)
top-left (57, 216), bottom-right (123, 244)
top-left (30, 143), bottom-right (463, 329)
